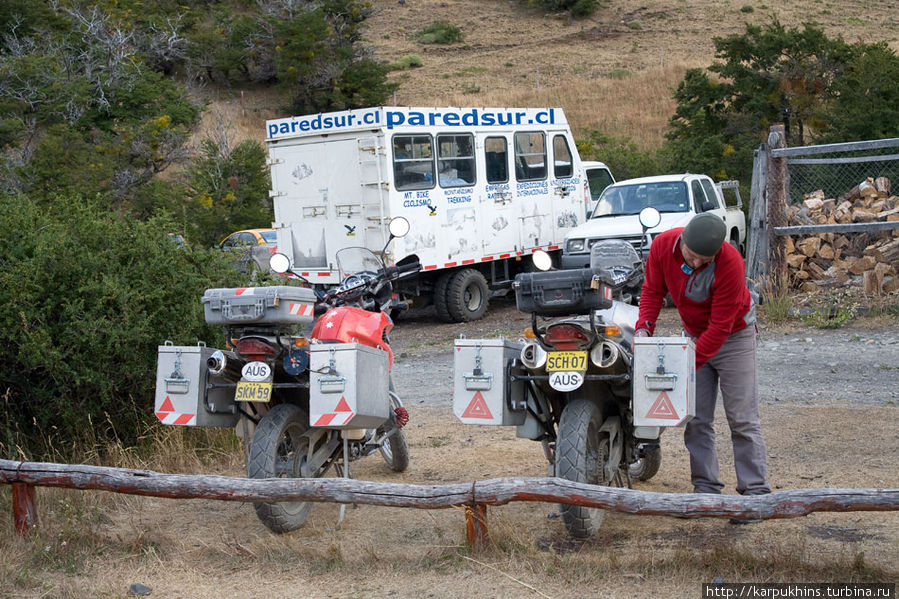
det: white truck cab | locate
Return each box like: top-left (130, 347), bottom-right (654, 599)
top-left (581, 161), bottom-right (615, 214)
top-left (560, 173), bottom-right (745, 270)
top-left (265, 106), bottom-right (591, 322)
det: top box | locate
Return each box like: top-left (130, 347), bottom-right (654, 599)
top-left (202, 286), bottom-right (317, 326)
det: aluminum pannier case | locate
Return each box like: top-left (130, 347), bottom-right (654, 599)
top-left (453, 337), bottom-right (526, 426)
top-left (309, 342), bottom-right (390, 429)
top-left (633, 336), bottom-right (695, 426)
top-left (202, 286), bottom-right (317, 326)
top-left (154, 342), bottom-right (240, 427)
top-left (513, 268), bottom-right (613, 316)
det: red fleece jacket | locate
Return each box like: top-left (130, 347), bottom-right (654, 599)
top-left (636, 227), bottom-right (753, 368)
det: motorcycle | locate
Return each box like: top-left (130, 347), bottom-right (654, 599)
top-left (158, 217), bottom-right (418, 534)
top-left (454, 208), bottom-right (675, 539)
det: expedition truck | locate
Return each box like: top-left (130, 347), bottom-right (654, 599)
top-left (560, 173), bottom-right (746, 270)
top-left (265, 106), bottom-right (592, 322)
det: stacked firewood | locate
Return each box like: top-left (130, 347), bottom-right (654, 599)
top-left (785, 177), bottom-right (899, 293)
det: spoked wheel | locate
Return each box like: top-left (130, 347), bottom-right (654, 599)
top-left (628, 444), bottom-right (662, 481)
top-left (555, 399), bottom-right (610, 539)
top-left (378, 392), bottom-right (410, 472)
top-left (247, 403), bottom-right (326, 534)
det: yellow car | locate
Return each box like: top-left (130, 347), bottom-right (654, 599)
top-left (219, 228), bottom-right (277, 250)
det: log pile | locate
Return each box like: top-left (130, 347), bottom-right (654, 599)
top-left (785, 177), bottom-right (899, 293)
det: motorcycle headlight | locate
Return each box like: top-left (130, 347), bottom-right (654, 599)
top-left (567, 238), bottom-right (585, 253)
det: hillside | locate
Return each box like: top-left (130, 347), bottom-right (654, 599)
top-left (205, 0), bottom-right (899, 151)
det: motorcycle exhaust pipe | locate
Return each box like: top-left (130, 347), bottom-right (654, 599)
top-left (207, 350), bottom-right (243, 381)
top-left (590, 341), bottom-right (630, 373)
top-left (520, 341), bottom-right (547, 371)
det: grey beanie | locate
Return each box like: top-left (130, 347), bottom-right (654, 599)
top-left (683, 212), bottom-right (726, 256)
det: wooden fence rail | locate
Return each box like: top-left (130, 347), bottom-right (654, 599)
top-left (2, 459), bottom-right (898, 551)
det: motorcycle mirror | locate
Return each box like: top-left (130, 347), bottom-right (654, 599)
top-left (532, 250), bottom-right (553, 272)
top-left (269, 252), bottom-right (291, 274)
top-left (638, 206), bottom-right (661, 230)
top-left (388, 216), bottom-right (410, 239)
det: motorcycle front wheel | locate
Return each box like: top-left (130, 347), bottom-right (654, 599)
top-left (555, 398), bottom-right (610, 539)
top-left (379, 392), bottom-right (410, 472)
top-left (247, 403), bottom-right (317, 534)
top-left (628, 445), bottom-right (662, 481)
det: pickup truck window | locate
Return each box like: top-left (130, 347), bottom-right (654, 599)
top-left (586, 168), bottom-right (614, 203)
top-left (552, 135), bottom-right (573, 178)
top-left (514, 131), bottom-right (547, 181)
top-left (393, 134), bottom-right (435, 191)
top-left (484, 137), bottom-right (508, 183)
top-left (437, 133), bottom-right (475, 187)
top-left (592, 181), bottom-right (688, 218)
top-left (700, 179), bottom-right (721, 210)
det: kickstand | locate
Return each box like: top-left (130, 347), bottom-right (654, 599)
top-left (335, 434), bottom-right (350, 530)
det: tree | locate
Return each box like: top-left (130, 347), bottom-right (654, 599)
top-left (814, 42), bottom-right (899, 144)
top-left (664, 21), bottom-right (858, 182)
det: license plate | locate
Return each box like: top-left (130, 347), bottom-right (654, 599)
top-left (235, 380), bottom-right (272, 402)
top-left (546, 351), bottom-right (587, 372)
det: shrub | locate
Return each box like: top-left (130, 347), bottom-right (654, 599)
top-left (0, 194), bottom-right (242, 458)
top-left (740, 5), bottom-right (754, 12)
top-left (415, 21), bottom-right (465, 44)
top-left (390, 54), bottom-right (424, 70)
top-left (528, 0), bottom-right (601, 17)
top-left (626, 20), bottom-right (642, 30)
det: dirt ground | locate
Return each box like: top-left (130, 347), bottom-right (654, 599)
top-left (3, 301), bottom-right (897, 598)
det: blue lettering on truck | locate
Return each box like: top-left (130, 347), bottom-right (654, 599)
top-left (267, 108), bottom-right (558, 139)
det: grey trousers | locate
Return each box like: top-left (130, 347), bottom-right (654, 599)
top-left (685, 325), bottom-right (770, 495)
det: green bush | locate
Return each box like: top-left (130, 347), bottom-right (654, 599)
top-left (577, 130), bottom-right (670, 181)
top-left (390, 54), bottom-right (424, 70)
top-left (528, 0), bottom-right (601, 17)
top-left (415, 21), bottom-right (465, 44)
top-left (0, 194), bottom-right (242, 458)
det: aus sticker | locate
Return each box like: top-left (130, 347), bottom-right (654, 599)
top-left (548, 371), bottom-right (584, 392)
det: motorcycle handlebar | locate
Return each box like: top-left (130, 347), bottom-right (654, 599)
top-left (386, 262), bottom-right (421, 278)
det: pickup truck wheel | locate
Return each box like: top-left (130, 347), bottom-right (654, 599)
top-left (247, 403), bottom-right (316, 533)
top-left (446, 269), bottom-right (489, 322)
top-left (729, 233), bottom-right (743, 256)
top-left (433, 272), bottom-right (454, 323)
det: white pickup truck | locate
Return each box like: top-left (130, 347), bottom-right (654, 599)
top-left (560, 173), bottom-right (745, 269)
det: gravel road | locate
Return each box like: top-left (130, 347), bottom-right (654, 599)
top-left (389, 299), bottom-right (899, 407)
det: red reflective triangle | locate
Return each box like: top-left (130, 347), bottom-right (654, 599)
top-left (646, 391), bottom-right (680, 420)
top-left (159, 396), bottom-right (175, 413)
top-left (335, 397), bottom-right (352, 412)
top-left (461, 391), bottom-right (493, 419)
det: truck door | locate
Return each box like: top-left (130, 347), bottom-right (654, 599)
top-left (270, 137), bottom-right (370, 277)
top-left (480, 134), bottom-right (517, 257)
top-left (513, 131), bottom-right (551, 250)
top-left (548, 132), bottom-right (585, 240)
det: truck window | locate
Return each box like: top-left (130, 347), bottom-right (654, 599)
top-left (513, 131), bottom-right (546, 181)
top-left (691, 180), bottom-right (709, 212)
top-left (393, 135), bottom-right (435, 191)
top-left (700, 179), bottom-right (721, 210)
top-left (484, 136), bottom-right (508, 184)
top-left (552, 135), bottom-right (573, 178)
top-left (586, 167), bottom-right (614, 202)
top-left (593, 181), bottom-right (688, 218)
top-left (437, 133), bottom-right (475, 187)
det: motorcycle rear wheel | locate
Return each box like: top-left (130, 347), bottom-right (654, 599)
top-left (555, 399), bottom-right (610, 539)
top-left (247, 403), bottom-right (317, 534)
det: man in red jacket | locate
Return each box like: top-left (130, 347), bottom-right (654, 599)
top-left (636, 212), bottom-right (770, 505)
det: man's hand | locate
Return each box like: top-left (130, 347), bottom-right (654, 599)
top-left (635, 329), bottom-right (651, 338)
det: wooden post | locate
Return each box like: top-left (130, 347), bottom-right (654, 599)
top-left (465, 504), bottom-right (488, 552)
top-left (12, 483), bottom-right (36, 536)
top-left (746, 144), bottom-right (769, 283)
top-left (766, 124), bottom-right (789, 292)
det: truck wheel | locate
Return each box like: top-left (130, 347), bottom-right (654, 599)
top-left (729, 232), bottom-right (743, 256)
top-left (247, 403), bottom-right (316, 534)
top-left (555, 399), bottom-right (609, 538)
top-left (433, 272), bottom-right (454, 323)
top-left (628, 445), bottom-right (661, 481)
top-left (446, 269), bottom-right (489, 322)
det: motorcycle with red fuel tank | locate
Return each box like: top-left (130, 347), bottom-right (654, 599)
top-left (184, 217), bottom-right (419, 533)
